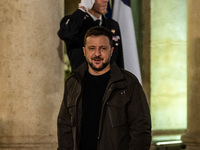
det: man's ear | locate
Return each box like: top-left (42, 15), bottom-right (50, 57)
top-left (111, 47), bottom-right (114, 56)
top-left (83, 47), bottom-right (86, 56)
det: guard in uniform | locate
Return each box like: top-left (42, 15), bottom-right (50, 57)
top-left (58, 0), bottom-right (124, 70)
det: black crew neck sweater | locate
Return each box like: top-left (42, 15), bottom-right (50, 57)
top-left (80, 70), bottom-right (110, 150)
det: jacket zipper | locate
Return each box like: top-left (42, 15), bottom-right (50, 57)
top-left (107, 102), bottom-right (114, 127)
top-left (97, 86), bottom-right (113, 143)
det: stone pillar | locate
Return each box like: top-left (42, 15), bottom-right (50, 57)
top-left (181, 0), bottom-right (200, 149)
top-left (0, 0), bottom-right (64, 149)
top-left (141, 0), bottom-right (150, 105)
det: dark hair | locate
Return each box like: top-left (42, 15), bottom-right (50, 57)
top-left (84, 26), bottom-right (113, 46)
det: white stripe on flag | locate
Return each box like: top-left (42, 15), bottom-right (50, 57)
top-left (112, 0), bottom-right (142, 84)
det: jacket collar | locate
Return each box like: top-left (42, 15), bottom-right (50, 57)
top-left (102, 15), bottom-right (108, 27)
top-left (72, 62), bottom-right (87, 83)
top-left (109, 60), bottom-right (125, 83)
top-left (73, 60), bottom-right (125, 83)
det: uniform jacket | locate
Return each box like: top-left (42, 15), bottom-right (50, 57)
top-left (57, 61), bottom-right (151, 150)
top-left (57, 9), bottom-right (124, 70)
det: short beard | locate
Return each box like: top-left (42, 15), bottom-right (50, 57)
top-left (89, 61), bottom-right (109, 71)
top-left (87, 57), bottom-right (111, 71)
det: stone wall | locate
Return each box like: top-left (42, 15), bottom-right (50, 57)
top-left (0, 1), bottom-right (64, 149)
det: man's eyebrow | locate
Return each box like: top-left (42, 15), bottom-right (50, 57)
top-left (88, 45), bottom-right (95, 47)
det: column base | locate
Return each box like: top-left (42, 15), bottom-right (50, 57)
top-left (0, 136), bottom-right (57, 150)
top-left (182, 133), bottom-right (200, 150)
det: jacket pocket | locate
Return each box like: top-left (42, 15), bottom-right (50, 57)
top-left (67, 97), bottom-right (76, 126)
top-left (107, 93), bottom-right (128, 128)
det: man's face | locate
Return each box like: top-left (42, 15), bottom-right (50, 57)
top-left (93, 0), bottom-right (108, 15)
top-left (83, 35), bottom-right (113, 75)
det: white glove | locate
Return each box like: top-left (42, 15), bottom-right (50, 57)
top-left (79, 0), bottom-right (95, 12)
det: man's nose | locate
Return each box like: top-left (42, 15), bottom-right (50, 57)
top-left (94, 49), bottom-right (101, 56)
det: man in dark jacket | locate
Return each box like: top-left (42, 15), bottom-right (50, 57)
top-left (57, 26), bottom-right (151, 150)
top-left (57, 0), bottom-right (124, 70)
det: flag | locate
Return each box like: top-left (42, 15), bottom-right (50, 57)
top-left (112, 0), bottom-right (142, 84)
top-left (105, 1), bottom-right (112, 19)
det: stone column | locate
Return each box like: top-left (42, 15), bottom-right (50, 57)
top-left (141, 0), bottom-right (150, 105)
top-left (0, 0), bottom-right (64, 150)
top-left (181, 0), bottom-right (200, 149)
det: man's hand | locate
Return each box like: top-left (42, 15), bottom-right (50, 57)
top-left (78, 0), bottom-right (95, 12)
